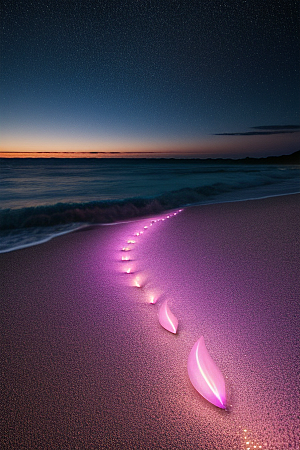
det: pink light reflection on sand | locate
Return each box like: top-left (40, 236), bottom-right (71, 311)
top-left (149, 295), bottom-right (156, 304)
top-left (133, 274), bottom-right (145, 288)
top-left (148, 293), bottom-right (159, 304)
top-left (158, 300), bottom-right (178, 334)
top-left (187, 336), bottom-right (227, 409)
top-left (134, 279), bottom-right (141, 287)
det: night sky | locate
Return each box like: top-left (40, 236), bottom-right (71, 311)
top-left (1, 0), bottom-right (299, 157)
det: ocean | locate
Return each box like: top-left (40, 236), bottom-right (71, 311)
top-left (0, 158), bottom-right (299, 253)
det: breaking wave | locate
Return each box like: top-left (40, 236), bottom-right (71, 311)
top-left (0, 177), bottom-right (299, 231)
top-left (0, 177), bottom-right (299, 253)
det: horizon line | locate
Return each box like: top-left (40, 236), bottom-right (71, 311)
top-left (0, 149), bottom-right (299, 160)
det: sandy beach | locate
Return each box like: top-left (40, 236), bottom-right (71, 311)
top-left (1, 194), bottom-right (299, 449)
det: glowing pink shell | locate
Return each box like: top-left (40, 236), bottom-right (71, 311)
top-left (158, 301), bottom-right (178, 334)
top-left (187, 336), bottom-right (227, 409)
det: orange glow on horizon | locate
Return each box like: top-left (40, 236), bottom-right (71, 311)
top-left (0, 135), bottom-right (221, 158)
top-left (1, 129), bottom-right (299, 159)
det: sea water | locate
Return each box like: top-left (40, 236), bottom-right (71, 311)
top-left (0, 158), bottom-right (299, 253)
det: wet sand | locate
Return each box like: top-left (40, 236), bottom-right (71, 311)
top-left (1, 194), bottom-right (299, 449)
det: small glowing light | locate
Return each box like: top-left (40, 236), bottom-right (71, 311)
top-left (122, 255), bottom-right (130, 261)
top-left (167, 215), bottom-right (170, 218)
top-left (144, 226), bottom-right (148, 229)
top-left (122, 247), bottom-right (131, 251)
top-left (127, 240), bottom-right (136, 244)
top-left (139, 231), bottom-right (144, 234)
top-left (134, 276), bottom-right (143, 288)
top-left (126, 268), bottom-right (131, 274)
top-left (149, 294), bottom-right (158, 304)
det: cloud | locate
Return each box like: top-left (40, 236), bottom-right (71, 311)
top-left (251, 125), bottom-right (300, 130)
top-left (214, 125), bottom-right (300, 136)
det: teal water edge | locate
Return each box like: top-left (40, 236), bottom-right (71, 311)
top-left (0, 158), bottom-right (299, 253)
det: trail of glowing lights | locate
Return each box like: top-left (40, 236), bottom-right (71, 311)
top-left (113, 207), bottom-right (264, 447)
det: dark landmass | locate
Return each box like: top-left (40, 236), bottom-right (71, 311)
top-left (202, 149), bottom-right (300, 165)
top-left (141, 150), bottom-right (300, 164)
top-left (238, 149), bottom-right (300, 164)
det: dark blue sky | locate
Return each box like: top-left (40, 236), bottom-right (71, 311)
top-left (1, 0), bottom-right (299, 157)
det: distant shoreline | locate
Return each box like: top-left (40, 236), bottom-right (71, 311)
top-left (0, 149), bottom-right (299, 164)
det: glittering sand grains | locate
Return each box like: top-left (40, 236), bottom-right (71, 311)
top-left (1, 195), bottom-right (299, 449)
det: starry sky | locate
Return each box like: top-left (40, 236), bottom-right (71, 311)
top-left (1, 0), bottom-right (299, 158)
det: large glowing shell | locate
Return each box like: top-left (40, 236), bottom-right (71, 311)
top-left (187, 336), bottom-right (227, 409)
top-left (158, 301), bottom-right (178, 334)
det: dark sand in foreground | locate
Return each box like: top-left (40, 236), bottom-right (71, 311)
top-left (1, 195), bottom-right (299, 449)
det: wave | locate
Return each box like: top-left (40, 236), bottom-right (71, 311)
top-left (0, 197), bottom-right (165, 231)
top-left (0, 223), bottom-right (86, 254)
top-left (0, 177), bottom-right (299, 253)
top-left (1, 177), bottom-right (299, 232)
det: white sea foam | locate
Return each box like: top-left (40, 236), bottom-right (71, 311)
top-left (0, 223), bottom-right (86, 253)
